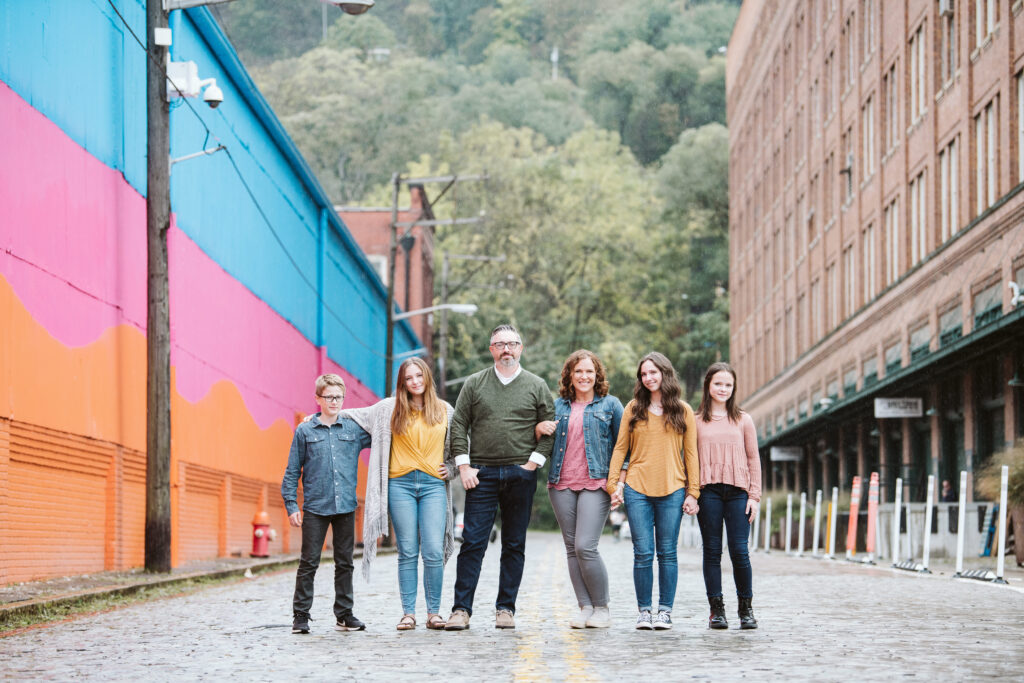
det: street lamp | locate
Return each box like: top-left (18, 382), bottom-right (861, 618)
top-left (393, 303), bottom-right (478, 322)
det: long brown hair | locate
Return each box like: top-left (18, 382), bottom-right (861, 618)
top-left (698, 362), bottom-right (742, 423)
top-left (391, 357), bottom-right (446, 435)
top-left (628, 352), bottom-right (688, 435)
top-left (558, 349), bottom-right (609, 401)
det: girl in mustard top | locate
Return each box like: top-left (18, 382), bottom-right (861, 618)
top-left (608, 352), bottom-right (699, 630)
top-left (339, 357), bottom-right (456, 631)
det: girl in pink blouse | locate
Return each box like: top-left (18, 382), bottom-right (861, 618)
top-left (695, 362), bottom-right (761, 630)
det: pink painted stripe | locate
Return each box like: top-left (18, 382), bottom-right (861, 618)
top-left (0, 80), bottom-right (379, 429)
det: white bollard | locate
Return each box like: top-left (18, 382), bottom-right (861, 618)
top-left (765, 497), bottom-right (773, 553)
top-left (921, 474), bottom-right (934, 573)
top-left (904, 484), bottom-right (913, 561)
top-left (812, 489), bottom-right (823, 556)
top-left (751, 502), bottom-right (760, 552)
top-left (996, 465), bottom-right (1009, 584)
top-left (954, 471), bottom-right (967, 576)
top-left (785, 493), bottom-right (793, 553)
top-left (890, 477), bottom-right (903, 564)
top-left (797, 492), bottom-right (806, 556)
top-left (826, 486), bottom-right (838, 560)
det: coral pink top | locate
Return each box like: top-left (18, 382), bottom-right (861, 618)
top-left (549, 401), bottom-right (606, 491)
top-left (695, 412), bottom-right (762, 502)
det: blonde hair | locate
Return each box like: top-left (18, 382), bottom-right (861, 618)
top-left (315, 373), bottom-right (346, 396)
top-left (391, 357), bottom-right (446, 434)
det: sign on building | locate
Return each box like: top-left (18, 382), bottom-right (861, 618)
top-left (874, 397), bottom-right (923, 418)
top-left (770, 446), bottom-right (804, 462)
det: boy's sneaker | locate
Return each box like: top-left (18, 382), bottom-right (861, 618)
top-left (635, 611), bottom-right (654, 630)
top-left (292, 616), bottom-right (310, 634)
top-left (444, 609), bottom-right (470, 631)
top-left (336, 613), bottom-right (366, 631)
top-left (653, 610), bottom-right (673, 630)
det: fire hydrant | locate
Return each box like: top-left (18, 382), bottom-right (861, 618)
top-left (251, 510), bottom-right (272, 558)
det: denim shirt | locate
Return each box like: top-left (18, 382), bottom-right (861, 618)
top-left (547, 394), bottom-right (624, 485)
top-left (281, 415), bottom-right (371, 517)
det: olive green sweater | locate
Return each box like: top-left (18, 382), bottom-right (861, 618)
top-left (451, 367), bottom-right (554, 466)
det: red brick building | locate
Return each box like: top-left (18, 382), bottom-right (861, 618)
top-left (727, 0), bottom-right (1024, 502)
top-left (338, 185), bottom-right (437, 355)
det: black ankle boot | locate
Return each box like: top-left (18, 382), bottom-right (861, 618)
top-left (738, 597), bottom-right (758, 630)
top-left (708, 596), bottom-right (728, 630)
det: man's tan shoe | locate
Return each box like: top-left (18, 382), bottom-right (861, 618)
top-left (495, 609), bottom-right (515, 629)
top-left (444, 609), bottom-right (470, 631)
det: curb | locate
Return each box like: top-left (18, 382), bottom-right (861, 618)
top-left (0, 545), bottom-right (396, 625)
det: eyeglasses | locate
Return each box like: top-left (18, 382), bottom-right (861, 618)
top-left (318, 395), bottom-right (344, 403)
top-left (490, 341), bottom-right (521, 351)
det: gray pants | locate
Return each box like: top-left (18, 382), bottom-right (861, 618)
top-left (548, 487), bottom-right (611, 608)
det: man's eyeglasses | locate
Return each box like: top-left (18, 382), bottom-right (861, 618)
top-left (318, 395), bottom-right (344, 403)
top-left (490, 341), bottom-right (521, 351)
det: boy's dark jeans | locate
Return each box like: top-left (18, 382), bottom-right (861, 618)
top-left (292, 510), bottom-right (355, 620)
top-left (452, 464), bottom-right (536, 616)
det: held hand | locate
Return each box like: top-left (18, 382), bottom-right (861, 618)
top-left (460, 465), bottom-right (480, 490)
top-left (609, 483), bottom-right (625, 510)
top-left (535, 420), bottom-right (557, 439)
top-left (302, 413), bottom-right (315, 423)
top-left (682, 495), bottom-right (699, 516)
top-left (746, 498), bottom-right (758, 523)
top-left (288, 511), bottom-right (302, 527)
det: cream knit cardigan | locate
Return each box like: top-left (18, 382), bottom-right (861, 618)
top-left (340, 398), bottom-right (457, 580)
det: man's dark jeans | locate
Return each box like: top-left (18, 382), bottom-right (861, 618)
top-left (292, 510), bottom-right (355, 620)
top-left (697, 483), bottom-right (753, 599)
top-left (452, 464), bottom-right (536, 615)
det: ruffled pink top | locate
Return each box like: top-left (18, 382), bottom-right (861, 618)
top-left (695, 412), bottom-right (762, 502)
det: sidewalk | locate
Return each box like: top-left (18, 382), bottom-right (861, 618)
top-left (0, 546), bottom-right (391, 624)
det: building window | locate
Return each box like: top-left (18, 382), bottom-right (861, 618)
top-left (786, 307), bottom-right (795, 365)
top-left (909, 24), bottom-right (926, 123)
top-left (776, 317), bottom-right (784, 372)
top-left (883, 62), bottom-right (898, 152)
top-left (862, 94), bottom-right (875, 178)
top-left (975, 0), bottom-right (995, 49)
top-left (843, 244), bottom-right (856, 317)
top-left (910, 322), bottom-right (931, 361)
top-left (827, 376), bottom-right (839, 400)
top-left (824, 152), bottom-right (835, 221)
top-left (975, 98), bottom-right (998, 214)
top-left (939, 137), bottom-right (959, 242)
top-left (842, 125), bottom-right (854, 201)
top-left (884, 197), bottom-right (900, 285)
top-left (863, 355), bottom-right (879, 387)
top-left (808, 173), bottom-right (818, 241)
top-left (811, 278), bottom-right (823, 342)
top-left (862, 0), bottom-right (876, 60)
top-left (827, 261), bottom-right (839, 330)
top-left (785, 213), bottom-right (795, 271)
top-left (862, 223), bottom-right (876, 301)
top-left (940, 305), bottom-right (963, 346)
top-left (1018, 72), bottom-right (1023, 184)
top-left (973, 282), bottom-right (1002, 329)
top-left (843, 365), bottom-right (858, 394)
top-left (939, 0), bottom-right (957, 84)
top-left (910, 170), bottom-right (927, 264)
top-left (884, 341), bottom-right (902, 375)
top-left (844, 13), bottom-right (856, 88)
top-left (824, 50), bottom-right (836, 119)
top-left (798, 293), bottom-right (808, 353)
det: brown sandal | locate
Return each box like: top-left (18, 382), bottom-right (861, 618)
top-left (425, 614), bottom-right (447, 630)
top-left (396, 614), bottom-right (416, 631)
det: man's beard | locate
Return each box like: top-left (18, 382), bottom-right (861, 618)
top-left (498, 356), bottom-right (517, 368)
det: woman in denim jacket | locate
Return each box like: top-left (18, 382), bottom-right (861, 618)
top-left (536, 349), bottom-right (623, 629)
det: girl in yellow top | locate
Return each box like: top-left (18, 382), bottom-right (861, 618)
top-left (339, 357), bottom-right (456, 632)
top-left (607, 352), bottom-right (699, 630)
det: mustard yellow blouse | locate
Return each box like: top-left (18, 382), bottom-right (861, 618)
top-left (389, 410), bottom-right (447, 479)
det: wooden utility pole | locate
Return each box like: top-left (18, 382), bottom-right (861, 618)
top-left (145, 0), bottom-right (172, 573)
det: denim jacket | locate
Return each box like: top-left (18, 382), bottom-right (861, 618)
top-left (281, 415), bottom-right (371, 517)
top-left (547, 394), bottom-right (624, 484)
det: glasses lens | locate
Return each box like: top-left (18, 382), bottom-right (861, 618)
top-left (321, 395), bottom-right (343, 402)
top-left (493, 341), bottom-right (520, 350)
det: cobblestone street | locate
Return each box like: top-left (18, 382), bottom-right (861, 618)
top-left (2, 531), bottom-right (1022, 681)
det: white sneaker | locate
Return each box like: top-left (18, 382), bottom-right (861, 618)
top-left (652, 610), bottom-right (673, 630)
top-left (635, 610), bottom-right (654, 630)
top-left (569, 606), bottom-right (594, 629)
top-left (586, 606), bottom-right (611, 628)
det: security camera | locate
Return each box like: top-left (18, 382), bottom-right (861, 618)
top-left (202, 82), bottom-right (223, 109)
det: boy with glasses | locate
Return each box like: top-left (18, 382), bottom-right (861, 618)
top-left (282, 373), bottom-right (371, 634)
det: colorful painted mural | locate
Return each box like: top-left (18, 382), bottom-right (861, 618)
top-left (0, 4), bottom-right (418, 584)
